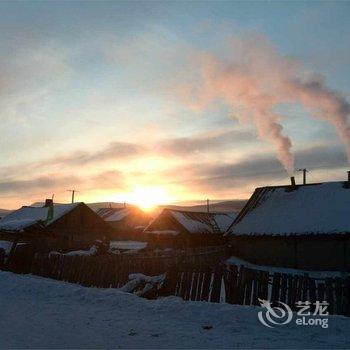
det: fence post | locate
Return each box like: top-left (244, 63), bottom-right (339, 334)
top-left (160, 269), bottom-right (179, 297)
top-left (280, 274), bottom-right (288, 304)
top-left (0, 248), bottom-right (6, 270)
top-left (334, 277), bottom-right (343, 315)
top-left (325, 278), bottom-right (335, 315)
top-left (224, 264), bottom-right (238, 304)
top-left (309, 278), bottom-right (317, 313)
top-left (201, 267), bottom-right (212, 301)
top-left (301, 274), bottom-right (309, 302)
top-left (271, 273), bottom-right (281, 305)
top-left (244, 269), bottom-right (254, 305)
top-left (237, 266), bottom-right (246, 305)
top-left (343, 277), bottom-right (350, 316)
top-left (251, 270), bottom-right (260, 306)
top-left (190, 270), bottom-right (200, 301)
top-left (210, 264), bottom-right (223, 303)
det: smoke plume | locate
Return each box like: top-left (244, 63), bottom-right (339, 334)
top-left (184, 34), bottom-right (350, 174)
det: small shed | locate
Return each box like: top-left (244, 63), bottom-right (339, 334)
top-left (0, 201), bottom-right (111, 249)
top-left (226, 181), bottom-right (350, 271)
top-left (97, 206), bottom-right (151, 239)
top-left (0, 218), bottom-right (50, 257)
top-left (145, 209), bottom-right (236, 248)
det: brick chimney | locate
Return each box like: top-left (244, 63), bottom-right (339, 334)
top-left (44, 199), bottom-right (53, 207)
top-left (345, 171), bottom-right (350, 188)
top-left (290, 176), bottom-right (296, 187)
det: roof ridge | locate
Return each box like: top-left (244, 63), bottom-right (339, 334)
top-left (166, 208), bottom-right (230, 215)
top-left (254, 180), bottom-right (347, 191)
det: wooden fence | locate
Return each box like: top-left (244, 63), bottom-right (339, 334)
top-left (166, 264), bottom-right (350, 316)
top-left (1, 245), bottom-right (227, 288)
top-left (1, 246), bottom-right (350, 316)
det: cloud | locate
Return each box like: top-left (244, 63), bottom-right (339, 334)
top-left (104, 25), bottom-right (193, 93)
top-left (295, 143), bottom-right (347, 170)
top-left (156, 129), bottom-right (255, 156)
top-left (88, 170), bottom-right (125, 189)
top-left (0, 175), bottom-right (81, 195)
top-left (0, 170), bottom-right (125, 196)
top-left (2, 25), bottom-right (350, 207)
top-left (0, 128), bottom-right (254, 179)
top-left (46, 141), bottom-right (146, 166)
top-left (0, 139), bottom-right (347, 203)
top-left (105, 26), bottom-right (350, 175)
top-left (0, 141), bottom-right (147, 178)
top-left (165, 157), bottom-right (284, 190)
top-left (159, 143), bottom-right (349, 193)
top-left (0, 37), bottom-right (71, 122)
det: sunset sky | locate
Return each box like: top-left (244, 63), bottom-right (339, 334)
top-left (1, 1), bottom-right (350, 209)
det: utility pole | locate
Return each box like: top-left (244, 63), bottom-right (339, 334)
top-left (297, 168), bottom-right (308, 185)
top-left (67, 189), bottom-right (78, 203)
top-left (206, 199), bottom-right (210, 213)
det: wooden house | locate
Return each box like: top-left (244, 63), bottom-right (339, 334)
top-left (0, 200), bottom-right (111, 250)
top-left (145, 209), bottom-right (236, 248)
top-left (97, 206), bottom-right (151, 240)
top-left (226, 179), bottom-right (350, 271)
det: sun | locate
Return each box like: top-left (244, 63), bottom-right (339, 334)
top-left (124, 186), bottom-right (171, 211)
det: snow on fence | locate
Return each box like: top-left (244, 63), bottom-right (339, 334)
top-left (1, 246), bottom-right (350, 316)
top-left (165, 264), bottom-right (350, 316)
top-left (1, 245), bottom-right (227, 288)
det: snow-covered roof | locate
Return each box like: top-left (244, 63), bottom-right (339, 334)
top-left (0, 218), bottom-right (43, 232)
top-left (97, 208), bottom-right (131, 222)
top-left (0, 203), bottom-right (80, 232)
top-left (146, 209), bottom-right (236, 235)
top-left (146, 229), bottom-right (180, 236)
top-left (227, 181), bottom-right (350, 236)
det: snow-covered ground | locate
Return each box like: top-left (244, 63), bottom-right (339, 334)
top-left (50, 246), bottom-right (98, 256)
top-left (0, 240), bottom-right (27, 255)
top-left (227, 256), bottom-right (350, 278)
top-left (0, 240), bottom-right (13, 254)
top-left (110, 240), bottom-right (147, 251)
top-left (0, 271), bottom-right (349, 349)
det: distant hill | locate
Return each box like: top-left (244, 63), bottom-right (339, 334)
top-left (86, 200), bottom-right (247, 217)
top-left (31, 201), bottom-right (132, 212)
top-left (0, 208), bottom-right (12, 219)
top-left (31, 201), bottom-right (141, 215)
top-left (87, 202), bottom-right (136, 212)
top-left (159, 200), bottom-right (247, 214)
top-left (29, 199), bottom-right (247, 217)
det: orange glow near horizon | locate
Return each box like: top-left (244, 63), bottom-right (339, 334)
top-left (113, 186), bottom-right (172, 211)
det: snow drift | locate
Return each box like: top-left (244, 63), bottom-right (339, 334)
top-left (0, 271), bottom-right (349, 349)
